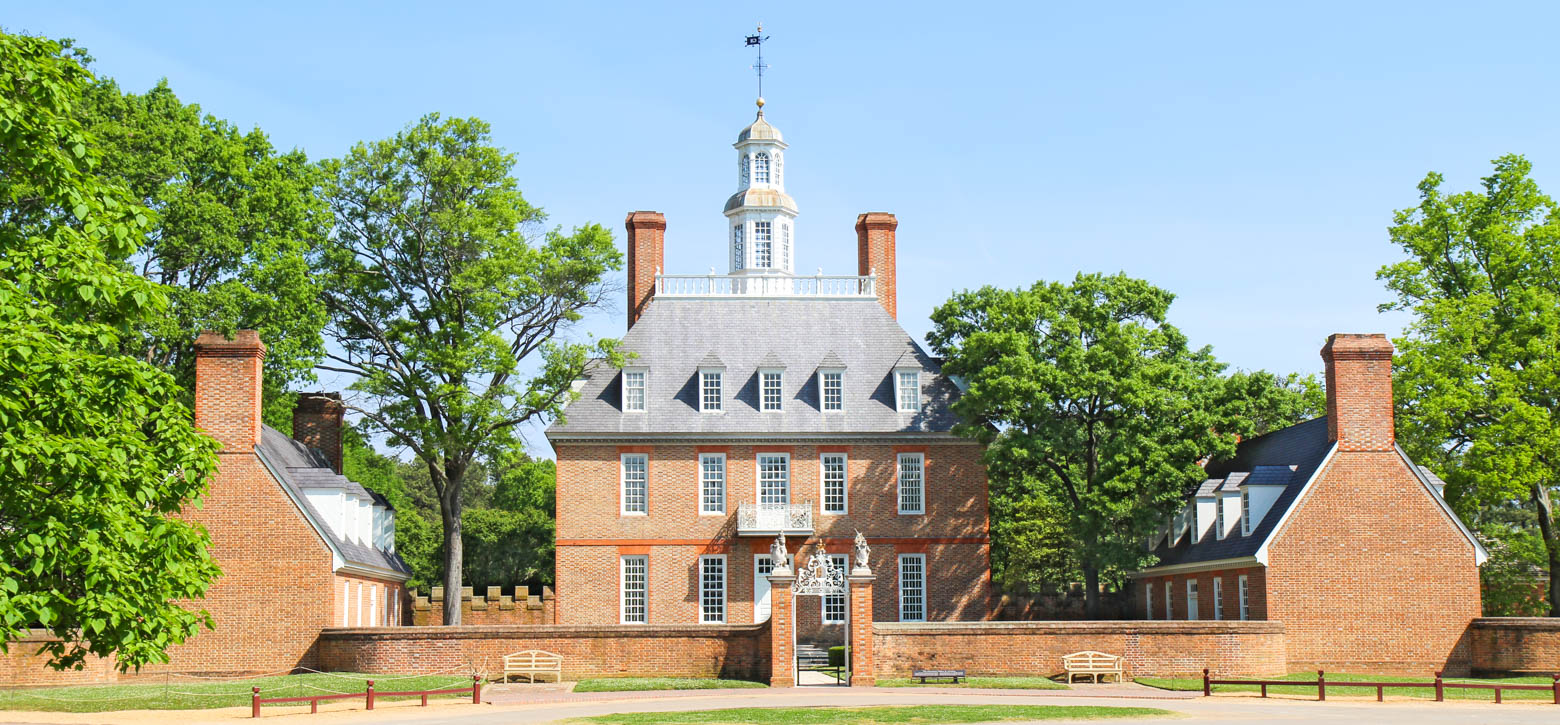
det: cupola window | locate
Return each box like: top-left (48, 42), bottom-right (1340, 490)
top-left (732, 224), bottom-right (745, 269)
top-left (754, 152), bottom-right (770, 183)
top-left (754, 222), bottom-right (773, 268)
top-left (741, 154), bottom-right (750, 185)
top-left (781, 223), bottom-right (791, 271)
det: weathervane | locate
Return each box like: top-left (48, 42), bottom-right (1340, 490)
top-left (745, 23), bottom-right (770, 102)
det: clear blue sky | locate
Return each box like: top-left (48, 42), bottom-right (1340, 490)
top-left (10, 2), bottom-right (1559, 456)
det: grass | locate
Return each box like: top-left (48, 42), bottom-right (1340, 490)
top-left (1135, 671), bottom-right (1559, 701)
top-left (0, 671), bottom-right (477, 713)
top-left (572, 677), bottom-right (769, 692)
top-left (571, 704), bottom-right (1171, 724)
top-left (877, 676), bottom-right (1069, 690)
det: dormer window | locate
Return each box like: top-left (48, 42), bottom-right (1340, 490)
top-left (754, 222), bottom-right (773, 268)
top-left (819, 369), bottom-right (844, 412)
top-left (1240, 487), bottom-right (1251, 536)
top-left (895, 370), bottom-right (921, 413)
top-left (1216, 497), bottom-right (1225, 541)
top-left (760, 369), bottom-right (784, 411)
top-left (622, 369), bottom-right (647, 412)
top-left (700, 369), bottom-right (723, 412)
top-left (754, 152), bottom-right (770, 183)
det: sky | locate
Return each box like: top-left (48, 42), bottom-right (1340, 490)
top-left (9, 2), bottom-right (1560, 458)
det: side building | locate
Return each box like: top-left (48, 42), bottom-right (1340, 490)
top-left (547, 102), bottom-right (993, 641)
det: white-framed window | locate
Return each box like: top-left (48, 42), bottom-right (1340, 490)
top-left (757, 453), bottom-right (790, 505)
top-left (754, 221), bottom-right (773, 268)
top-left (760, 369), bottom-right (783, 411)
top-left (342, 581), bottom-right (350, 626)
top-left (1190, 505), bottom-right (1200, 543)
top-left (1145, 583), bottom-right (1154, 620)
top-left (1216, 497), bottom-right (1226, 541)
top-left (895, 370), bottom-right (921, 413)
top-left (740, 153), bottom-right (749, 185)
top-left (754, 152), bottom-right (770, 183)
top-left (700, 555), bottom-right (726, 624)
top-left (621, 555), bottom-right (648, 623)
top-left (732, 224), bottom-right (745, 269)
top-left (1164, 581), bottom-right (1172, 620)
top-left (774, 150), bottom-right (782, 184)
top-left (819, 370), bottom-right (843, 411)
top-left (898, 554), bottom-right (926, 622)
top-left (821, 453), bottom-right (848, 514)
top-left (622, 369), bottom-right (647, 412)
top-left (700, 370), bottom-right (723, 412)
top-left (897, 452), bottom-right (925, 514)
top-left (369, 584), bottom-right (378, 626)
top-left (356, 582), bottom-right (364, 626)
top-left (700, 453), bottom-right (726, 515)
top-left (781, 223), bottom-right (791, 271)
top-left (1213, 577), bottom-right (1224, 620)
top-left (621, 453), bottom-right (648, 515)
top-left (1186, 579), bottom-right (1199, 621)
top-left (1240, 488), bottom-right (1251, 536)
top-left (1238, 575), bottom-right (1250, 621)
top-left (823, 554), bottom-right (847, 624)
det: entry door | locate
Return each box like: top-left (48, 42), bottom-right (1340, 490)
top-left (753, 553), bottom-right (794, 622)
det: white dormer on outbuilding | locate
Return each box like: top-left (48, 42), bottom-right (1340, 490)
top-left (1193, 483), bottom-right (1220, 543)
top-left (1239, 465), bottom-right (1296, 536)
top-left (725, 99), bottom-right (798, 276)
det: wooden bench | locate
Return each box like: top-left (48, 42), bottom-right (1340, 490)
top-left (502, 650), bottom-right (563, 683)
top-left (912, 668), bottom-right (966, 684)
top-left (1061, 651), bottom-right (1123, 684)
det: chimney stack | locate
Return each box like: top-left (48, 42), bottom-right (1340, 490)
top-left (856, 212), bottom-right (898, 319)
top-left (1320, 333), bottom-right (1395, 451)
top-left (625, 211), bottom-right (666, 329)
top-left (194, 330), bottom-right (266, 453)
top-left (294, 392), bottom-right (345, 474)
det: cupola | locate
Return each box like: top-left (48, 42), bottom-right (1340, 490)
top-left (725, 98), bottom-right (799, 276)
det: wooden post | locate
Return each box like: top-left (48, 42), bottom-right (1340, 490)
top-left (473, 674), bottom-right (482, 704)
top-left (1434, 671), bottom-right (1444, 702)
top-left (1202, 668), bottom-right (1210, 697)
top-left (366, 680), bottom-right (375, 710)
top-left (251, 687), bottom-right (260, 718)
top-left (848, 573), bottom-right (877, 687)
top-left (1317, 670), bottom-right (1325, 701)
top-left (1552, 673), bottom-right (1559, 705)
top-left (1495, 686), bottom-right (1502, 704)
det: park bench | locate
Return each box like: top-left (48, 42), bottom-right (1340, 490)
top-left (502, 649), bottom-right (563, 683)
top-left (912, 668), bottom-right (966, 684)
top-left (1061, 650), bottom-right (1123, 684)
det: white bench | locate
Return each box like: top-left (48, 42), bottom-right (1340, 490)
top-left (502, 650), bottom-right (563, 683)
top-left (1061, 650), bottom-right (1123, 684)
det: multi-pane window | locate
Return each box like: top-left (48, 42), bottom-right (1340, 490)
top-left (1145, 583), bottom-right (1154, 620)
top-left (621, 556), bottom-right (647, 623)
top-left (898, 453), bottom-right (924, 514)
top-left (821, 453), bottom-right (847, 514)
top-left (761, 370), bottom-right (783, 411)
top-left (754, 222), bottom-right (773, 268)
top-left (774, 151), bottom-right (782, 184)
top-left (700, 555), bottom-right (726, 623)
top-left (823, 554), bottom-right (847, 624)
top-left (1238, 575), bottom-right (1250, 621)
top-left (1164, 581), bottom-right (1173, 620)
top-left (1213, 577), bottom-right (1224, 620)
top-left (1240, 488), bottom-right (1251, 535)
top-left (758, 454), bottom-right (790, 505)
top-left (1186, 579), bottom-right (1199, 621)
top-left (732, 225), bottom-right (745, 269)
top-left (820, 371), bottom-right (843, 411)
top-left (623, 370), bottom-right (646, 412)
top-left (781, 223), bottom-right (791, 271)
top-left (896, 370), bottom-right (921, 412)
top-left (754, 152), bottom-right (770, 183)
top-left (621, 453), bottom-right (648, 514)
top-left (740, 154), bottom-right (749, 185)
top-left (701, 371), bottom-right (723, 412)
top-left (898, 554), bottom-right (926, 622)
top-left (700, 453), bottom-right (726, 514)
top-left (1216, 497), bottom-right (1226, 540)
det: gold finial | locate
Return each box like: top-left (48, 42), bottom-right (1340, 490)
top-left (756, 97), bottom-right (765, 109)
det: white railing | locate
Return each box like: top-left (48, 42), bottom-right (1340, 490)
top-left (737, 502), bottom-right (814, 535)
top-left (655, 270), bottom-right (877, 299)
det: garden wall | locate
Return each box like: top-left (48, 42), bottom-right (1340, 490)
top-left (410, 586), bottom-right (554, 626)
top-left (0, 631), bottom-right (118, 688)
top-left (317, 622), bottom-right (770, 681)
top-left (1470, 617), bottom-right (1560, 675)
top-left (873, 620), bottom-right (1286, 678)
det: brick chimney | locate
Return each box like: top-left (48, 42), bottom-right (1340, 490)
top-left (194, 330), bottom-right (266, 453)
top-left (1320, 333), bottom-right (1395, 451)
top-left (856, 212), bottom-right (898, 319)
top-left (625, 211), bottom-right (666, 329)
top-left (293, 392), bottom-right (345, 474)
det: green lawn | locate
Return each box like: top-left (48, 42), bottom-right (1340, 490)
top-left (572, 677), bottom-right (769, 692)
top-left (0, 672), bottom-right (476, 713)
top-left (572, 705), bottom-right (1171, 724)
top-left (1136, 672), bottom-right (1558, 701)
top-left (877, 676), bottom-right (1069, 690)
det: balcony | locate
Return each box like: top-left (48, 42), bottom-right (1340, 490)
top-left (737, 502), bottom-right (814, 536)
top-left (655, 272), bottom-right (876, 299)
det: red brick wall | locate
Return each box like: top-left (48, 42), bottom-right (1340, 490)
top-left (412, 586), bottom-right (554, 626)
top-left (1265, 450), bottom-right (1481, 675)
top-left (625, 211), bottom-right (666, 329)
top-left (292, 393), bottom-right (344, 474)
top-left (873, 621), bottom-right (1287, 678)
top-left (0, 632), bottom-right (119, 687)
top-left (1469, 618), bottom-right (1560, 676)
top-left (317, 624), bottom-right (771, 681)
top-left (333, 574), bottom-right (406, 629)
top-left (1135, 567), bottom-right (1268, 623)
top-left (855, 213), bottom-right (898, 319)
top-left (1321, 333), bottom-right (1395, 452)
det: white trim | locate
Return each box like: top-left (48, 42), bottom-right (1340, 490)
top-left (699, 452), bottom-right (727, 516)
top-left (898, 553), bottom-right (926, 622)
top-left (759, 368), bottom-right (785, 412)
top-left (1238, 574), bottom-right (1250, 621)
top-left (1164, 581), bottom-right (1172, 620)
top-left (1185, 578), bottom-right (1198, 621)
top-left (1213, 576), bottom-right (1224, 621)
top-left (1254, 443), bottom-right (1338, 564)
top-left (894, 369), bottom-right (921, 413)
top-left (1144, 582), bottom-right (1153, 620)
top-left (897, 452), bottom-right (925, 515)
top-left (1132, 555), bottom-right (1261, 578)
top-left (818, 368), bottom-right (845, 413)
top-left (620, 453), bottom-right (649, 516)
top-left (621, 368), bottom-right (648, 413)
top-left (699, 368), bottom-right (724, 413)
top-left (699, 554), bottom-right (727, 624)
top-left (755, 451), bottom-right (791, 505)
top-left (620, 555), bottom-right (648, 624)
top-left (820, 452), bottom-right (848, 515)
top-left (1397, 445), bottom-right (1489, 564)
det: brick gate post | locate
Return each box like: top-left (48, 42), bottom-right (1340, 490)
top-left (768, 569), bottom-right (797, 688)
top-left (848, 573), bottom-right (876, 686)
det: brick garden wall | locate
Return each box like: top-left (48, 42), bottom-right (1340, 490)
top-left (0, 632), bottom-right (118, 688)
top-left (1469, 618), bottom-right (1560, 675)
top-left (411, 586), bottom-right (554, 626)
top-left (872, 621), bottom-right (1287, 678)
top-left (317, 623), bottom-right (771, 681)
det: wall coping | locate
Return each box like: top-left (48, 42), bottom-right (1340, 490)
top-left (1471, 617), bottom-right (1560, 631)
top-left (321, 623), bottom-right (767, 641)
top-left (874, 620), bottom-right (1285, 635)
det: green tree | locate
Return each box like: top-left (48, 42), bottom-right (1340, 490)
top-left (0, 32), bottom-right (221, 669)
top-left (929, 273), bottom-right (1318, 615)
top-left (1379, 154), bottom-right (1560, 615)
top-left (319, 114), bottom-right (620, 624)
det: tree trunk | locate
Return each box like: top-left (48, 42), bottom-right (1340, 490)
top-left (1083, 565), bottom-right (1101, 619)
top-left (1534, 483), bottom-right (1560, 617)
top-left (440, 484), bottom-right (465, 626)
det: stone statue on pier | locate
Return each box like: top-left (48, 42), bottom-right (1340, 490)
top-left (853, 529), bottom-right (872, 573)
top-left (770, 532), bottom-right (789, 573)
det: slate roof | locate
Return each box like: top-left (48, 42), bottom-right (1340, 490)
top-left (1146, 416), bottom-right (1333, 569)
top-left (546, 297), bottom-right (962, 439)
top-left (255, 426), bottom-right (411, 577)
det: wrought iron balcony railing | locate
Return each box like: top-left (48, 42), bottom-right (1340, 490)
top-left (736, 502), bottom-right (814, 536)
